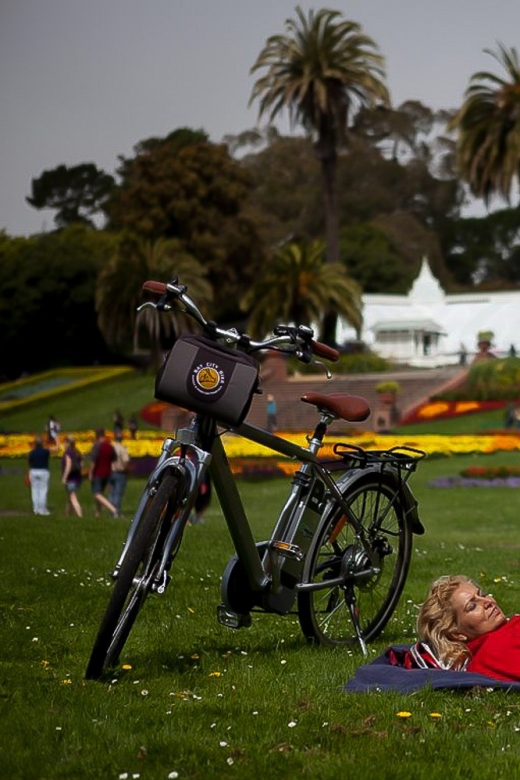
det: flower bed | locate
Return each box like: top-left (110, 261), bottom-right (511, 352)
top-left (6, 430), bottom-right (520, 460)
top-left (429, 464), bottom-right (520, 488)
top-left (460, 465), bottom-right (520, 479)
top-left (400, 399), bottom-right (508, 425)
top-left (429, 475), bottom-right (520, 488)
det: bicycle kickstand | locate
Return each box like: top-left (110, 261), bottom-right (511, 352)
top-left (345, 584), bottom-right (368, 656)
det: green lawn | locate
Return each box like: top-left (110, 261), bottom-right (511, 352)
top-left (3, 372), bottom-right (520, 778)
top-left (0, 370), bottom-right (156, 434)
top-left (3, 446), bottom-right (520, 779)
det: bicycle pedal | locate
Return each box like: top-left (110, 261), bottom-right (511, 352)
top-left (270, 540), bottom-right (304, 561)
top-left (216, 604), bottom-right (252, 629)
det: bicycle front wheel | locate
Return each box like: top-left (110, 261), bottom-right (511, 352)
top-left (85, 472), bottom-right (184, 680)
top-left (297, 471), bottom-right (413, 647)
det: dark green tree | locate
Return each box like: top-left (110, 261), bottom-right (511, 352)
top-left (113, 127), bottom-right (209, 184)
top-left (26, 163), bottom-right (115, 229)
top-left (0, 226), bottom-right (114, 378)
top-left (443, 206), bottom-right (520, 287)
top-left (106, 132), bottom-right (265, 322)
top-left (241, 132), bottom-right (320, 248)
top-left (249, 5), bottom-right (389, 342)
top-left (339, 223), bottom-right (414, 292)
top-left (241, 127), bottom-right (457, 290)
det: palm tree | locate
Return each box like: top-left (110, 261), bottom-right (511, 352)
top-left (241, 239), bottom-right (362, 340)
top-left (249, 5), bottom-right (389, 342)
top-left (448, 43), bottom-right (520, 205)
top-left (96, 234), bottom-right (212, 368)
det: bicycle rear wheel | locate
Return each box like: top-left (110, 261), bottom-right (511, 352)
top-left (297, 471), bottom-right (413, 647)
top-left (85, 471), bottom-right (184, 680)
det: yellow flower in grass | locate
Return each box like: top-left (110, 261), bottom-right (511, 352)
top-left (396, 711), bottom-right (412, 718)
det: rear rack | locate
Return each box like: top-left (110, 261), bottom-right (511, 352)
top-left (319, 443), bottom-right (427, 486)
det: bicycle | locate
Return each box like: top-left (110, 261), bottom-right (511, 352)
top-left (85, 278), bottom-right (426, 680)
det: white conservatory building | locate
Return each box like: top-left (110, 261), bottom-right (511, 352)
top-left (337, 257), bottom-right (520, 368)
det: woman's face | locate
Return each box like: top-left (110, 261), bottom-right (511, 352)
top-left (450, 582), bottom-right (507, 641)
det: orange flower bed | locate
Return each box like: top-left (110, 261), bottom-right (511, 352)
top-left (400, 399), bottom-right (507, 424)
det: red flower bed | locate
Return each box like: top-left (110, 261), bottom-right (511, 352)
top-left (400, 399), bottom-right (507, 425)
top-left (460, 465), bottom-right (520, 479)
top-left (141, 401), bottom-right (168, 427)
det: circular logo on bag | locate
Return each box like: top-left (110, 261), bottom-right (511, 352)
top-left (192, 363), bottom-right (226, 396)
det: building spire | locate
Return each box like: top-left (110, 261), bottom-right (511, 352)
top-left (409, 256), bottom-right (444, 302)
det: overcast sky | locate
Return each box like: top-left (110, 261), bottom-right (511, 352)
top-left (2, 0), bottom-right (519, 237)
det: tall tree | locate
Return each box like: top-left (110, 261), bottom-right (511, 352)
top-left (106, 132), bottom-right (264, 322)
top-left (0, 226), bottom-right (113, 378)
top-left (339, 223), bottom-right (414, 293)
top-left (241, 239), bottom-right (362, 340)
top-left (443, 206), bottom-right (520, 286)
top-left (249, 5), bottom-right (389, 342)
top-left (449, 43), bottom-right (520, 205)
top-left (95, 235), bottom-right (212, 368)
top-left (26, 163), bottom-right (115, 229)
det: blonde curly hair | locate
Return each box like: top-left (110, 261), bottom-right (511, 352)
top-left (416, 575), bottom-right (478, 670)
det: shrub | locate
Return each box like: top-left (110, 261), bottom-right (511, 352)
top-left (477, 330), bottom-right (494, 344)
top-left (375, 380), bottom-right (400, 394)
top-left (434, 357), bottom-right (520, 401)
top-left (287, 351), bottom-right (391, 375)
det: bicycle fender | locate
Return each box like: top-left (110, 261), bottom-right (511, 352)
top-left (381, 464), bottom-right (424, 536)
top-left (399, 479), bottom-right (424, 535)
top-left (321, 465), bottom-right (424, 537)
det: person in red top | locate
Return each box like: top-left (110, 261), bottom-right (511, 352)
top-left (416, 574), bottom-right (520, 681)
top-left (88, 428), bottom-right (119, 518)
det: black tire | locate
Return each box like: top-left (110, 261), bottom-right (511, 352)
top-left (85, 472), bottom-right (184, 679)
top-left (297, 471), bottom-right (413, 647)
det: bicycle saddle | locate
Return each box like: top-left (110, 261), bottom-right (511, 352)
top-left (301, 392), bottom-right (370, 422)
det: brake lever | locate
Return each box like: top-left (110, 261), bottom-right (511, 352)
top-left (293, 344), bottom-right (332, 378)
top-left (137, 301), bottom-right (158, 313)
top-left (312, 359), bottom-right (332, 379)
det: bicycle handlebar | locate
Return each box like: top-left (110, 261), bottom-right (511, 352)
top-left (141, 279), bottom-right (340, 364)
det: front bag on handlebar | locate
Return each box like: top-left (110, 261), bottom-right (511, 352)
top-left (155, 334), bottom-right (260, 427)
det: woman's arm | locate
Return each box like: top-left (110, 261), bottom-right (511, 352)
top-left (62, 454), bottom-right (71, 483)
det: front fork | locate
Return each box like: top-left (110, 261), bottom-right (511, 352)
top-left (111, 436), bottom-right (211, 579)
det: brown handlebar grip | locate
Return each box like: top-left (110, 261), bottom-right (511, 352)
top-left (142, 280), bottom-right (167, 295)
top-left (312, 341), bottom-right (340, 361)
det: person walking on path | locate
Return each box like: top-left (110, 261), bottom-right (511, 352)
top-left (108, 430), bottom-right (130, 516)
top-left (113, 409), bottom-right (124, 435)
top-left (46, 415), bottom-right (61, 448)
top-left (61, 435), bottom-right (83, 518)
top-left (128, 413), bottom-right (138, 440)
top-left (88, 428), bottom-right (119, 518)
top-left (266, 393), bottom-right (278, 432)
top-left (28, 435), bottom-right (51, 515)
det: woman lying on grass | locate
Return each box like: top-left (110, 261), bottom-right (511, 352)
top-left (416, 574), bottom-right (519, 681)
